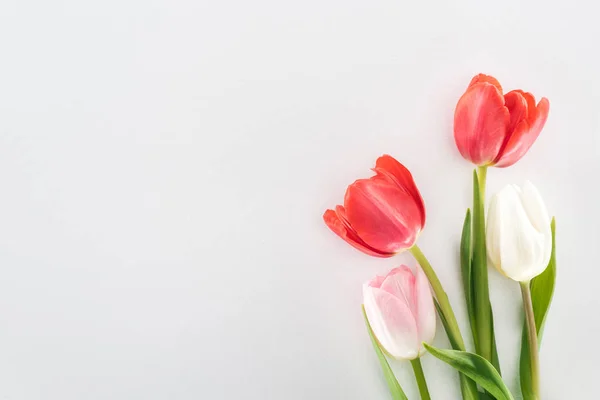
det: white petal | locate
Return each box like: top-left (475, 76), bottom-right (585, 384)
top-left (486, 183), bottom-right (552, 282)
top-left (520, 181), bottom-right (551, 234)
top-left (486, 192), bottom-right (501, 270)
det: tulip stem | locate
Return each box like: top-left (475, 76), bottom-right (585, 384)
top-left (409, 245), bottom-right (465, 350)
top-left (410, 358), bottom-right (431, 400)
top-left (520, 281), bottom-right (540, 400)
top-left (410, 245), bottom-right (480, 400)
top-left (477, 166), bottom-right (487, 195)
top-left (473, 166), bottom-right (493, 364)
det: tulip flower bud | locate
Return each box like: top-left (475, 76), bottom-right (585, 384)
top-left (486, 181), bottom-right (552, 282)
top-left (323, 155), bottom-right (426, 257)
top-left (363, 265), bottom-right (436, 360)
top-left (454, 74), bottom-right (549, 168)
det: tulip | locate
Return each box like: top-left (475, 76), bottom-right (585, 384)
top-left (486, 181), bottom-right (552, 282)
top-left (325, 155), bottom-right (479, 398)
top-left (323, 155), bottom-right (425, 257)
top-left (363, 265), bottom-right (436, 360)
top-left (455, 74), bottom-right (549, 367)
top-left (454, 73), bottom-right (549, 168)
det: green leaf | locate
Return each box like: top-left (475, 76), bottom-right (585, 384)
top-left (462, 206), bottom-right (502, 391)
top-left (460, 208), bottom-right (477, 347)
top-left (458, 374), bottom-right (480, 400)
top-left (362, 307), bottom-right (408, 400)
top-left (424, 343), bottom-right (514, 400)
top-left (434, 299), bottom-right (459, 350)
top-left (433, 300), bottom-right (479, 400)
top-left (520, 218), bottom-right (556, 400)
top-left (478, 392), bottom-right (495, 400)
top-left (530, 217), bottom-right (557, 338)
top-left (490, 312), bottom-right (501, 375)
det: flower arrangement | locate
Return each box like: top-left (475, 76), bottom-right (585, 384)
top-left (323, 74), bottom-right (555, 400)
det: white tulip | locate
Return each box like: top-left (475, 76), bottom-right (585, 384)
top-left (486, 181), bottom-right (552, 282)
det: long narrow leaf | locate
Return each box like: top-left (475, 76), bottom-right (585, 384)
top-left (424, 344), bottom-right (514, 400)
top-left (362, 307), bottom-right (408, 400)
top-left (530, 217), bottom-right (557, 337)
top-left (520, 218), bottom-right (556, 399)
top-left (490, 311), bottom-right (501, 374)
top-left (433, 300), bottom-right (479, 400)
top-left (460, 208), bottom-right (477, 347)
top-left (478, 392), bottom-right (495, 400)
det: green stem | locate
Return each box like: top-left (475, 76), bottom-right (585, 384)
top-left (409, 245), bottom-right (465, 350)
top-left (473, 166), bottom-right (492, 363)
top-left (477, 166), bottom-right (487, 197)
top-left (410, 244), bottom-right (480, 400)
top-left (410, 358), bottom-right (431, 400)
top-left (520, 281), bottom-right (540, 400)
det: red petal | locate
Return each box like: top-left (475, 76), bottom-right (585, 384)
top-left (492, 90), bottom-right (528, 164)
top-left (373, 155), bottom-right (426, 228)
top-left (504, 90), bottom-right (529, 134)
top-left (468, 74), bottom-right (503, 94)
top-left (517, 90), bottom-right (539, 120)
top-left (530, 97), bottom-right (549, 136)
top-left (344, 177), bottom-right (422, 254)
top-left (495, 95), bottom-right (549, 168)
top-left (322, 208), bottom-right (393, 257)
top-left (454, 83), bottom-right (510, 165)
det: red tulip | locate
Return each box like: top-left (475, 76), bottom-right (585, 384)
top-left (323, 155), bottom-right (425, 257)
top-left (454, 74), bottom-right (549, 168)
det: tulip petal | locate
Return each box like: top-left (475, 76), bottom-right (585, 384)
top-left (345, 177), bottom-right (422, 254)
top-left (494, 92), bottom-right (549, 168)
top-left (363, 286), bottom-right (420, 360)
top-left (364, 273), bottom-right (387, 290)
top-left (373, 155), bottom-right (426, 228)
top-left (468, 74), bottom-right (503, 93)
top-left (415, 265), bottom-right (436, 353)
top-left (485, 193), bottom-right (502, 276)
top-left (493, 90), bottom-right (530, 166)
top-left (504, 90), bottom-right (529, 136)
top-left (454, 83), bottom-right (510, 166)
top-left (519, 182), bottom-right (552, 275)
top-left (323, 208), bottom-right (393, 257)
top-left (379, 266), bottom-right (417, 311)
top-left (486, 185), bottom-right (551, 282)
top-left (519, 181), bottom-right (551, 234)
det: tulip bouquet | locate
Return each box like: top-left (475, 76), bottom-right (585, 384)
top-left (323, 74), bottom-right (555, 400)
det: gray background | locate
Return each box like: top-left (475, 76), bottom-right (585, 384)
top-left (0, 0), bottom-right (598, 399)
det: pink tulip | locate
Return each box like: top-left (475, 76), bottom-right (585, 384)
top-left (363, 265), bottom-right (436, 359)
top-left (454, 74), bottom-right (549, 168)
top-left (323, 155), bottom-right (425, 257)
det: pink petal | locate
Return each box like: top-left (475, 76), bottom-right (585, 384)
top-left (379, 266), bottom-right (417, 312)
top-left (363, 286), bottom-right (420, 359)
top-left (454, 83), bottom-right (510, 166)
top-left (364, 274), bottom-right (386, 290)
